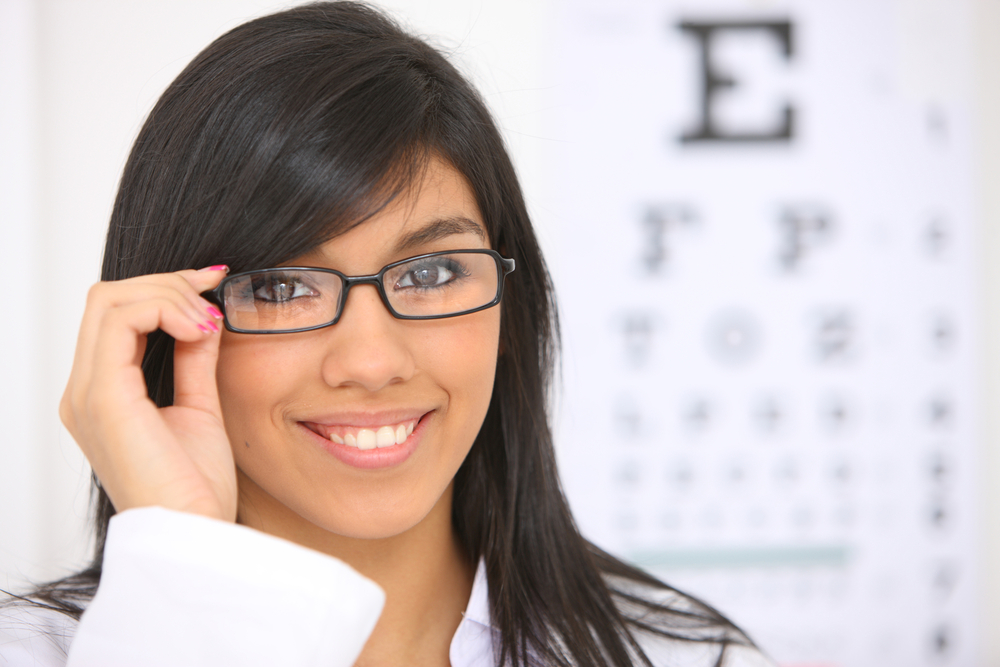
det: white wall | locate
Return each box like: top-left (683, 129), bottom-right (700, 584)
top-left (0, 0), bottom-right (44, 591)
top-left (973, 0), bottom-right (1000, 663)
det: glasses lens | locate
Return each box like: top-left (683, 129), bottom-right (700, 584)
top-left (222, 269), bottom-right (343, 332)
top-left (382, 252), bottom-right (499, 317)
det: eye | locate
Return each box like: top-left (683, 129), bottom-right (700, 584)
top-left (395, 260), bottom-right (459, 289)
top-left (252, 274), bottom-right (317, 302)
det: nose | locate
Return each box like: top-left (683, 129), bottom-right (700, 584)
top-left (319, 282), bottom-right (415, 392)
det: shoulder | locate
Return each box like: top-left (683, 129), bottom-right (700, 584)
top-left (0, 597), bottom-right (77, 666)
top-left (602, 573), bottom-right (777, 667)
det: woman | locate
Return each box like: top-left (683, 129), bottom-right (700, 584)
top-left (2, 2), bottom-right (769, 665)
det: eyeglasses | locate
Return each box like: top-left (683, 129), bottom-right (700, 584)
top-left (206, 249), bottom-right (515, 334)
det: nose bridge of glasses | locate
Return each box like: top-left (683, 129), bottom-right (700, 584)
top-left (340, 273), bottom-right (396, 318)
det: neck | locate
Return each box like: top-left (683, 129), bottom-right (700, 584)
top-left (236, 473), bottom-right (475, 666)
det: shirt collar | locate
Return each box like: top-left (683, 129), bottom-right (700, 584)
top-left (462, 559), bottom-right (493, 629)
top-left (449, 559), bottom-right (497, 667)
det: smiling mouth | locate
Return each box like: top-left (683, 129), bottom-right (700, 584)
top-left (306, 418), bottom-right (419, 450)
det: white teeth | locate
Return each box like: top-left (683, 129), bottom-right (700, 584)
top-left (376, 426), bottom-right (395, 448)
top-left (329, 420), bottom-right (417, 449)
top-left (357, 429), bottom-right (377, 450)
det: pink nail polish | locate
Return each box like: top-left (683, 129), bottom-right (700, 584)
top-left (207, 306), bottom-right (223, 319)
top-left (205, 320), bottom-right (220, 333)
top-left (198, 265), bottom-right (229, 273)
top-left (197, 323), bottom-right (211, 334)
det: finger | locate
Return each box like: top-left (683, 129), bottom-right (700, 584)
top-left (73, 281), bottom-right (222, 383)
top-left (128, 271), bottom-right (226, 325)
top-left (85, 266), bottom-right (227, 334)
top-left (63, 269), bottom-right (228, 436)
top-left (64, 284), bottom-right (182, 432)
top-left (71, 299), bottom-right (219, 437)
top-left (180, 264), bottom-right (230, 292)
top-left (173, 324), bottom-right (224, 416)
top-left (79, 280), bottom-right (211, 343)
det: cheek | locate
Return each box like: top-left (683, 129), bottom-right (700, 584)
top-left (215, 334), bottom-right (304, 428)
top-left (453, 316), bottom-right (501, 457)
top-left (422, 312), bottom-right (501, 407)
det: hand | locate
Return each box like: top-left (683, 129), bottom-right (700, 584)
top-left (60, 267), bottom-right (238, 522)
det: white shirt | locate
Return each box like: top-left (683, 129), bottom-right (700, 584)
top-left (0, 508), bottom-right (772, 667)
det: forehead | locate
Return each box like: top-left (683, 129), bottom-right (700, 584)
top-left (296, 158), bottom-right (488, 269)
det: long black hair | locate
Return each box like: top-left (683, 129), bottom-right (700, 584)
top-left (23, 3), bottom-right (753, 665)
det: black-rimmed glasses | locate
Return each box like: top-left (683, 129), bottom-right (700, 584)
top-left (206, 249), bottom-right (515, 334)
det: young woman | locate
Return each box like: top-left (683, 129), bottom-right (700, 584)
top-left (2, 3), bottom-right (771, 665)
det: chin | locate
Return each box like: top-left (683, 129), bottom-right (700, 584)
top-left (307, 499), bottom-right (439, 541)
top-left (237, 468), bottom-right (453, 544)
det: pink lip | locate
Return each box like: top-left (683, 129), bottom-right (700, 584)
top-left (299, 411), bottom-right (431, 470)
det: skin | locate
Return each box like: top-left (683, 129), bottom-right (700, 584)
top-left (60, 158), bottom-right (500, 666)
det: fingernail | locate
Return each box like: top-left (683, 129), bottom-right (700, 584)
top-left (207, 306), bottom-right (223, 319)
top-left (204, 320), bottom-right (220, 333)
top-left (197, 323), bottom-right (211, 334)
top-left (198, 265), bottom-right (229, 273)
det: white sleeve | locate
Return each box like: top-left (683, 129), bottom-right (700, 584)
top-left (65, 507), bottom-right (385, 667)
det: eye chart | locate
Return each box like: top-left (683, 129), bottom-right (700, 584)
top-left (543, 1), bottom-right (978, 665)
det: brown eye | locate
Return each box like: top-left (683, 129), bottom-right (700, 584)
top-left (394, 258), bottom-right (464, 290)
top-left (252, 274), bottom-right (316, 302)
top-left (411, 265), bottom-right (444, 287)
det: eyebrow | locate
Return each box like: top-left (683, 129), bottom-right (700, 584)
top-left (393, 216), bottom-right (486, 254)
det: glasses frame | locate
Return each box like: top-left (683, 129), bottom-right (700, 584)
top-left (205, 249), bottom-right (516, 334)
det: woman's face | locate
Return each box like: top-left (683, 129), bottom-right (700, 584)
top-left (215, 158), bottom-right (500, 541)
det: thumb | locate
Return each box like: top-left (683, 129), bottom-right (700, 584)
top-left (173, 324), bottom-right (224, 416)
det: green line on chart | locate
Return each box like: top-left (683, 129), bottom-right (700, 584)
top-left (627, 545), bottom-right (850, 570)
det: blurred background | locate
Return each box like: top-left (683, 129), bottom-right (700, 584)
top-left (1, 0), bottom-right (997, 665)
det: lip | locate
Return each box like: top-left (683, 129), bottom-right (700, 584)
top-left (299, 411), bottom-right (432, 470)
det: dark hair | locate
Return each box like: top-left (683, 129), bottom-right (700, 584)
top-left (22, 3), bottom-right (753, 665)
